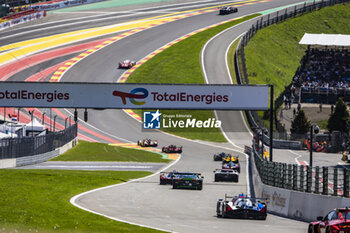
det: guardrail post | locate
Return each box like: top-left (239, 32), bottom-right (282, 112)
top-left (284, 9), bottom-right (287, 20)
top-left (323, 167), bottom-right (328, 195)
top-left (293, 164), bottom-right (298, 190)
top-left (315, 166), bottom-right (320, 194)
top-left (344, 168), bottom-right (349, 197)
top-left (300, 165), bottom-right (304, 191)
top-left (306, 166), bottom-right (312, 193)
top-left (333, 168), bottom-right (338, 196)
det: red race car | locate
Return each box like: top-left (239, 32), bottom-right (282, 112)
top-left (308, 207), bottom-right (350, 233)
top-left (118, 59), bottom-right (136, 69)
top-left (162, 145), bottom-right (182, 153)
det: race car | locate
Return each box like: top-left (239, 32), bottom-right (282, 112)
top-left (162, 145), bottom-right (182, 153)
top-left (172, 172), bottom-right (203, 190)
top-left (219, 6), bottom-right (238, 15)
top-left (217, 194), bottom-right (267, 220)
top-left (159, 170), bottom-right (178, 185)
top-left (118, 59), bottom-right (136, 69)
top-left (213, 152), bottom-right (231, 161)
top-left (222, 161), bottom-right (240, 173)
top-left (137, 138), bottom-right (158, 147)
top-left (223, 154), bottom-right (239, 163)
top-left (308, 207), bottom-right (350, 233)
top-left (214, 169), bottom-right (239, 182)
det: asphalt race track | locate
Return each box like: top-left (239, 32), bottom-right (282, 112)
top-left (1, 0), bottom-right (328, 232)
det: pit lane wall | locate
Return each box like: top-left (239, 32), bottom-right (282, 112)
top-left (0, 10), bottom-right (45, 30)
top-left (250, 150), bottom-right (350, 222)
top-left (0, 138), bottom-right (77, 168)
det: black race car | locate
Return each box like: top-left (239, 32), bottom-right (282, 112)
top-left (214, 169), bottom-right (239, 182)
top-left (162, 145), bottom-right (182, 153)
top-left (219, 6), bottom-right (238, 15)
top-left (217, 194), bottom-right (267, 220)
top-left (213, 152), bottom-right (230, 161)
top-left (172, 172), bottom-right (203, 190)
top-left (159, 170), bottom-right (177, 185)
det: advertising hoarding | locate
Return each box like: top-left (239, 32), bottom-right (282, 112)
top-left (0, 82), bottom-right (269, 110)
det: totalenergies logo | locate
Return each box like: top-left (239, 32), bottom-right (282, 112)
top-left (112, 88), bottom-right (148, 105)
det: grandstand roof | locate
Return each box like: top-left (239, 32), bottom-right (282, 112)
top-left (299, 33), bottom-right (350, 47)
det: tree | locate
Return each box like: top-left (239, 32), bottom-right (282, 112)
top-left (327, 98), bottom-right (349, 133)
top-left (291, 109), bottom-right (310, 138)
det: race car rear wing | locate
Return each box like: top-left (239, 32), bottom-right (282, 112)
top-left (160, 172), bottom-right (202, 176)
top-left (213, 169), bottom-right (237, 173)
top-left (224, 194), bottom-right (268, 204)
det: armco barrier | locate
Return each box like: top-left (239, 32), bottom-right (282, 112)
top-left (250, 146), bottom-right (350, 222)
top-left (0, 158), bottom-right (16, 168)
top-left (15, 138), bottom-right (77, 167)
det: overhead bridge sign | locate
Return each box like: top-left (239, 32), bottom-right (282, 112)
top-left (0, 82), bottom-right (269, 110)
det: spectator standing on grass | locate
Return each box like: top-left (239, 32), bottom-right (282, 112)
top-left (319, 103), bottom-right (322, 112)
top-left (288, 98), bottom-right (291, 109)
top-left (297, 102), bottom-right (301, 112)
top-left (284, 95), bottom-right (287, 109)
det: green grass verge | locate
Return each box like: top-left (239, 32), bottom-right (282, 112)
top-left (128, 14), bottom-right (259, 142)
top-left (245, 3), bottom-right (350, 127)
top-left (51, 141), bottom-right (170, 163)
top-left (0, 169), bottom-right (160, 232)
top-left (316, 119), bottom-right (328, 130)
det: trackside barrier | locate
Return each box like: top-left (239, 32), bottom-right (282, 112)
top-left (0, 10), bottom-right (46, 30)
top-left (15, 138), bottom-right (77, 167)
top-left (31, 0), bottom-right (105, 11)
top-left (249, 145), bottom-right (350, 222)
top-left (234, 0), bottom-right (350, 143)
top-left (0, 124), bottom-right (77, 160)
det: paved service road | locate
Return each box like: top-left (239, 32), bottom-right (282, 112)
top-left (16, 161), bottom-right (169, 172)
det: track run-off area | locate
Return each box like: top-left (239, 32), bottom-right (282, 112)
top-left (0, 0), bottom-right (334, 232)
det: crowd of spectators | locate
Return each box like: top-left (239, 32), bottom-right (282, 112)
top-left (292, 48), bottom-right (350, 91)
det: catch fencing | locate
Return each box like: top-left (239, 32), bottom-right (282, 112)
top-left (0, 123), bottom-right (77, 159)
top-left (235, 0), bottom-right (350, 138)
top-left (251, 144), bottom-right (350, 197)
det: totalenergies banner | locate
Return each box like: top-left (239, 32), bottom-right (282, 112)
top-left (0, 82), bottom-right (269, 110)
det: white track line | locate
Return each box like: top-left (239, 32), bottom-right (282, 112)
top-left (70, 154), bottom-right (181, 233)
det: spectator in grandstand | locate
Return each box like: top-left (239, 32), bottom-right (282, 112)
top-left (293, 48), bottom-right (350, 92)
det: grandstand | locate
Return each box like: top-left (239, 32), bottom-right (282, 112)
top-left (296, 33), bottom-right (350, 104)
